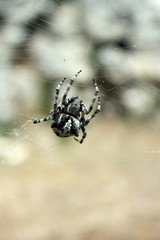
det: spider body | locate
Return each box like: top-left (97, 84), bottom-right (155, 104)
top-left (51, 113), bottom-right (81, 137)
top-left (30, 70), bottom-right (101, 144)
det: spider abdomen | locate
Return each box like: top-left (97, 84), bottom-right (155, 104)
top-left (51, 113), bottom-right (81, 138)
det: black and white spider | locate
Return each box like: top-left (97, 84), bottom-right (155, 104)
top-left (30, 70), bottom-right (101, 144)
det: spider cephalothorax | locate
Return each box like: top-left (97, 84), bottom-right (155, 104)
top-left (30, 70), bottom-right (101, 144)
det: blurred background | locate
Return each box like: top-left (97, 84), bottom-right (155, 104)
top-left (0, 0), bottom-right (160, 239)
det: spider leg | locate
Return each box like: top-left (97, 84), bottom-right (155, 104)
top-left (85, 94), bottom-right (101, 126)
top-left (74, 126), bottom-right (87, 144)
top-left (62, 70), bottom-right (82, 104)
top-left (86, 79), bottom-right (100, 114)
top-left (29, 115), bottom-right (52, 124)
top-left (52, 77), bottom-right (67, 112)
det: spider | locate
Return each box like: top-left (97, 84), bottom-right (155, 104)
top-left (30, 70), bottom-right (101, 144)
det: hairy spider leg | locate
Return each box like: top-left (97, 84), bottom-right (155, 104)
top-left (62, 70), bottom-right (82, 104)
top-left (85, 95), bottom-right (101, 126)
top-left (31, 115), bottom-right (52, 124)
top-left (74, 126), bottom-right (87, 144)
top-left (86, 79), bottom-right (100, 114)
top-left (53, 77), bottom-right (67, 112)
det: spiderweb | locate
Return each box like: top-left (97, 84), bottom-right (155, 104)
top-left (0, 0), bottom-right (160, 165)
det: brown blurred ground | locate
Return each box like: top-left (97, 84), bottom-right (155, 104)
top-left (0, 119), bottom-right (160, 240)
